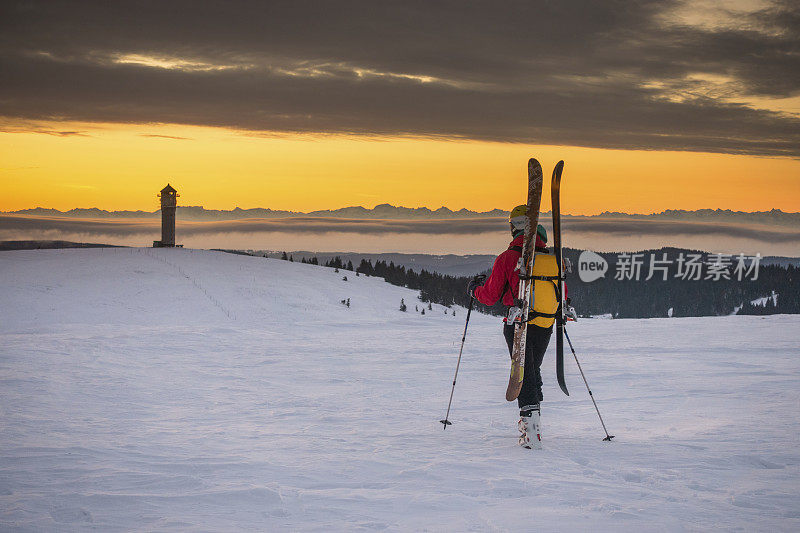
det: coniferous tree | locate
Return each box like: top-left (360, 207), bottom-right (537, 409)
top-left (341, 252), bottom-right (797, 319)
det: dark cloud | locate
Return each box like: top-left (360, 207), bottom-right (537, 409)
top-left (3, 214), bottom-right (799, 245)
top-left (140, 134), bottom-right (192, 140)
top-left (0, 1), bottom-right (798, 155)
top-left (0, 125), bottom-right (89, 137)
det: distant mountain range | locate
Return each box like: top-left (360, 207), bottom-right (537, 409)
top-left (591, 208), bottom-right (799, 227)
top-left (5, 205), bottom-right (799, 227)
top-left (7, 204), bottom-right (506, 220)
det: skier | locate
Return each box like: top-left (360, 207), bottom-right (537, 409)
top-left (467, 205), bottom-right (563, 447)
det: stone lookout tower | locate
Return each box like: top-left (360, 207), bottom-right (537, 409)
top-left (153, 183), bottom-right (180, 247)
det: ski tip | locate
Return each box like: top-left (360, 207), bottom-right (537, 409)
top-left (603, 435), bottom-right (615, 442)
top-left (552, 160), bottom-right (564, 182)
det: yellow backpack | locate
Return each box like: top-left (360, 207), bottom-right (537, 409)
top-left (528, 252), bottom-right (561, 328)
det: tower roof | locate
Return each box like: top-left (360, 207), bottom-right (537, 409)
top-left (160, 183), bottom-right (177, 193)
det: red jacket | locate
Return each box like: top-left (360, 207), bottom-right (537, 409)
top-left (474, 234), bottom-right (564, 307)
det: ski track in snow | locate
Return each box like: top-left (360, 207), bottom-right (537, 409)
top-left (1, 248), bottom-right (799, 531)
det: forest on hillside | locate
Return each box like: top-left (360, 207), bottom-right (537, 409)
top-left (276, 247), bottom-right (799, 319)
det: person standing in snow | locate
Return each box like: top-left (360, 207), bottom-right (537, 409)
top-left (467, 205), bottom-right (563, 446)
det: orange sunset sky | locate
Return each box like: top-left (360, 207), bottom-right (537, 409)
top-left (1, 1), bottom-right (799, 215)
top-left (2, 121), bottom-right (800, 214)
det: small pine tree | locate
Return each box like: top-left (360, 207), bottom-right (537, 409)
top-left (334, 267), bottom-right (339, 273)
top-left (342, 276), bottom-right (348, 281)
top-left (452, 310), bottom-right (456, 316)
top-left (421, 308), bottom-right (426, 315)
top-left (400, 298), bottom-right (407, 312)
top-left (346, 298), bottom-right (350, 308)
top-left (428, 302), bottom-right (432, 311)
top-left (281, 251), bottom-right (288, 260)
top-left (289, 255), bottom-right (294, 262)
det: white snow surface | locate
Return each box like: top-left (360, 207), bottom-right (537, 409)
top-left (751, 291), bottom-right (779, 307)
top-left (1, 248), bottom-right (799, 532)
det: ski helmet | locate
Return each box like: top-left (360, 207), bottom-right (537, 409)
top-left (509, 204), bottom-right (527, 234)
top-left (510, 205), bottom-right (548, 243)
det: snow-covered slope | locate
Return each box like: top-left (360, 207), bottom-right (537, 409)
top-left (1, 248), bottom-right (799, 531)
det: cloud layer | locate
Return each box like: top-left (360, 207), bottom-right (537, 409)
top-left (3, 214), bottom-right (799, 243)
top-left (1, 1), bottom-right (798, 155)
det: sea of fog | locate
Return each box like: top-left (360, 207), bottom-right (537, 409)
top-left (1, 215), bottom-right (798, 256)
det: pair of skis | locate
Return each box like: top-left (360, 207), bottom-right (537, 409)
top-left (441, 158), bottom-right (613, 441)
top-left (505, 159), bottom-right (569, 402)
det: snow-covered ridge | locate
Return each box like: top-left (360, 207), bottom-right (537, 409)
top-left (0, 248), bottom-right (457, 333)
top-left (1, 248), bottom-right (799, 531)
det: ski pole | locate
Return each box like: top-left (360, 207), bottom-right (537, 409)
top-left (564, 328), bottom-right (615, 441)
top-left (440, 296), bottom-right (475, 429)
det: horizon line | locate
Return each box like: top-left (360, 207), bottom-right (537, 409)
top-left (4, 205), bottom-right (799, 218)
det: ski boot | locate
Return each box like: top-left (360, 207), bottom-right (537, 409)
top-left (518, 405), bottom-right (541, 449)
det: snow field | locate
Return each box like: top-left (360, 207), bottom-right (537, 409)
top-left (1, 248), bottom-right (799, 531)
